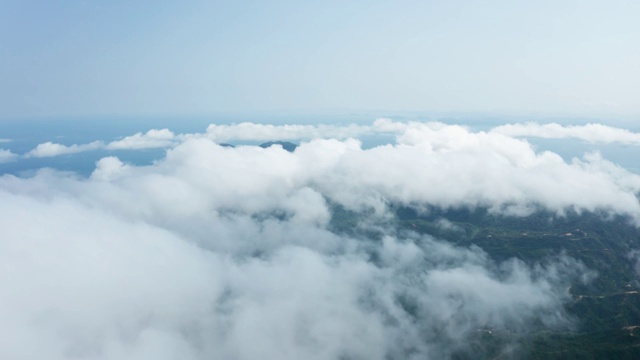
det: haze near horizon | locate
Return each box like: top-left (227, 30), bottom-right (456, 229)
top-left (1, 0), bottom-right (639, 119)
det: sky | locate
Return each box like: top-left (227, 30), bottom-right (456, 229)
top-left (1, 0), bottom-right (640, 119)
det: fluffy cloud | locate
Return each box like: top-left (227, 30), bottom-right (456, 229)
top-left (0, 185), bottom-right (584, 359)
top-left (492, 122), bottom-right (640, 144)
top-left (24, 129), bottom-right (175, 158)
top-left (2, 119), bottom-right (640, 359)
top-left (205, 122), bottom-right (372, 142)
top-left (20, 120), bottom-right (640, 160)
top-left (0, 148), bottom-right (18, 163)
top-left (25, 141), bottom-right (103, 157)
top-left (105, 129), bottom-right (175, 150)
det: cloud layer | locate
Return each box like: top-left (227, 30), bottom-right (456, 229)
top-left (492, 122), bottom-right (640, 144)
top-left (2, 119), bottom-right (640, 359)
top-left (24, 129), bottom-right (176, 158)
top-left (0, 148), bottom-right (18, 163)
top-left (22, 120), bottom-right (640, 159)
top-left (25, 141), bottom-right (103, 158)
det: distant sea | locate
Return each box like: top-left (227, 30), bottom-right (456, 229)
top-left (1, 115), bottom-right (639, 177)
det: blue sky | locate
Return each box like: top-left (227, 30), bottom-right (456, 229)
top-left (1, 0), bottom-right (639, 119)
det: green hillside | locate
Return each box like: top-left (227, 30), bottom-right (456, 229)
top-left (330, 205), bottom-right (640, 358)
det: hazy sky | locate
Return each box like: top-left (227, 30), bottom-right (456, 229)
top-left (1, 0), bottom-right (639, 118)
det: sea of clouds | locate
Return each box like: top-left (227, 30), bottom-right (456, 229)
top-left (2, 119), bottom-right (640, 359)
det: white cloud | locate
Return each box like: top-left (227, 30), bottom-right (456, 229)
top-left (0, 185), bottom-right (584, 359)
top-left (294, 125), bottom-right (640, 221)
top-left (3, 119), bottom-right (640, 358)
top-left (435, 218), bottom-right (463, 232)
top-left (91, 156), bottom-right (131, 181)
top-left (492, 122), bottom-right (640, 144)
top-left (106, 129), bottom-right (176, 150)
top-left (11, 120), bottom-right (640, 223)
top-left (25, 141), bottom-right (103, 157)
top-left (204, 122), bottom-right (373, 143)
top-left (0, 148), bottom-right (18, 163)
top-left (24, 129), bottom-right (176, 158)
